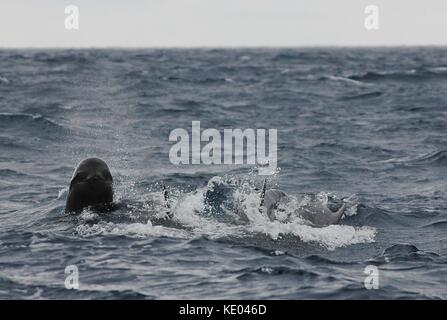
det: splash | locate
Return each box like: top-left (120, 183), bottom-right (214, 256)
top-left (71, 173), bottom-right (376, 250)
top-left (169, 174), bottom-right (376, 250)
top-left (75, 220), bottom-right (190, 239)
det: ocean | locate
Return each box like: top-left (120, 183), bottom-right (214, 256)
top-left (0, 48), bottom-right (447, 299)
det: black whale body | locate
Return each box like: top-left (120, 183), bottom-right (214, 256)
top-left (65, 158), bottom-right (113, 214)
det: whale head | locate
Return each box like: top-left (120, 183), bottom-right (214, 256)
top-left (65, 158), bottom-right (113, 214)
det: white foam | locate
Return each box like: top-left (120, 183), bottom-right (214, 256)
top-left (250, 221), bottom-right (376, 250)
top-left (428, 67), bottom-right (447, 74)
top-left (325, 75), bottom-right (371, 87)
top-left (0, 76), bottom-right (10, 84)
top-left (169, 178), bottom-right (376, 250)
top-left (75, 220), bottom-right (190, 239)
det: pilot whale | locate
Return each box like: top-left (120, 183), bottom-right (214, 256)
top-left (262, 189), bottom-right (347, 227)
top-left (65, 158), bottom-right (114, 214)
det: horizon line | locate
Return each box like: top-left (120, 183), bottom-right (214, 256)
top-left (1, 44), bottom-right (447, 50)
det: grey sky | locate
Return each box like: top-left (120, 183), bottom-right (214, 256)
top-left (1, 0), bottom-right (446, 47)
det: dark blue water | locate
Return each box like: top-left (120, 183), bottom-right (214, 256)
top-left (1, 48), bottom-right (447, 299)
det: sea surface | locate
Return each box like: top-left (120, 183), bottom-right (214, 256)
top-left (1, 48), bottom-right (447, 299)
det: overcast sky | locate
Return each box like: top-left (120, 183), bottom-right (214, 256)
top-left (1, 0), bottom-right (446, 47)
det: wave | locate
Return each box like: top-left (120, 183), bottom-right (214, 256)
top-left (0, 76), bottom-right (10, 84)
top-left (304, 254), bottom-right (358, 265)
top-left (348, 67), bottom-right (447, 82)
top-left (382, 243), bottom-right (419, 257)
top-left (161, 75), bottom-right (235, 85)
top-left (0, 112), bottom-right (61, 127)
top-left (235, 266), bottom-right (321, 279)
top-left (271, 52), bottom-right (302, 61)
top-left (0, 169), bottom-right (30, 178)
top-left (32, 51), bottom-right (93, 65)
top-left (370, 243), bottom-right (445, 264)
top-left (0, 136), bottom-right (36, 151)
top-left (321, 75), bottom-right (370, 87)
top-left (376, 150), bottom-right (447, 166)
top-left (422, 220), bottom-right (447, 228)
top-left (349, 70), bottom-right (416, 81)
top-left (340, 91), bottom-right (383, 101)
top-left (426, 66), bottom-right (447, 74)
top-left (0, 113), bottom-right (67, 138)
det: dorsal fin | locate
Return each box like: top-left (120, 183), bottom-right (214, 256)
top-left (334, 202), bottom-right (347, 222)
top-left (160, 182), bottom-right (173, 219)
top-left (259, 178), bottom-right (267, 208)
